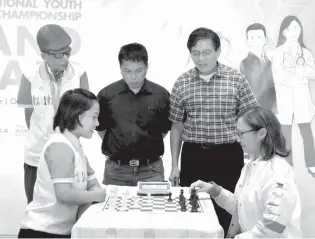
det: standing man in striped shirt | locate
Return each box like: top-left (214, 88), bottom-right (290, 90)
top-left (168, 27), bottom-right (258, 234)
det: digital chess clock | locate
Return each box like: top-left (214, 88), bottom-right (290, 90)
top-left (137, 181), bottom-right (171, 196)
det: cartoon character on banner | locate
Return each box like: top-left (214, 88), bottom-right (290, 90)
top-left (271, 15), bottom-right (315, 177)
top-left (240, 23), bottom-right (277, 114)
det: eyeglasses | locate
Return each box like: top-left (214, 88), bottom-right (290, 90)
top-left (43, 48), bottom-right (72, 59)
top-left (236, 129), bottom-right (257, 138)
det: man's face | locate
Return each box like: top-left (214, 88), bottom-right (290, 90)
top-left (246, 30), bottom-right (267, 51)
top-left (190, 38), bottom-right (220, 75)
top-left (120, 60), bottom-right (148, 89)
top-left (42, 48), bottom-right (71, 73)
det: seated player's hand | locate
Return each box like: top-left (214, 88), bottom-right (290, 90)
top-left (169, 166), bottom-right (180, 187)
top-left (189, 180), bottom-right (213, 194)
top-left (93, 187), bottom-right (107, 202)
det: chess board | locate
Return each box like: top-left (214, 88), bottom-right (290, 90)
top-left (102, 196), bottom-right (203, 213)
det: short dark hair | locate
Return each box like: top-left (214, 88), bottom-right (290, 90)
top-left (53, 88), bottom-right (97, 133)
top-left (187, 27), bottom-right (221, 52)
top-left (246, 23), bottom-right (267, 38)
top-left (118, 43), bottom-right (148, 66)
top-left (237, 106), bottom-right (291, 161)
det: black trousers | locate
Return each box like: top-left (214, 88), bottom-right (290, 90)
top-left (180, 141), bottom-right (244, 236)
top-left (18, 229), bottom-right (71, 238)
top-left (24, 163), bottom-right (37, 204)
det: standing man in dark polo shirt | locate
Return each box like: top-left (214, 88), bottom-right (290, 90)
top-left (96, 43), bottom-right (171, 186)
top-left (168, 27), bottom-right (257, 234)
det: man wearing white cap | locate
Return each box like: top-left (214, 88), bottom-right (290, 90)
top-left (17, 24), bottom-right (89, 204)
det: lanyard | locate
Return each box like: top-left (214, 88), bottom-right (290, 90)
top-left (45, 64), bottom-right (63, 113)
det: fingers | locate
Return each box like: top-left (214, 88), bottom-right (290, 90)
top-left (169, 176), bottom-right (179, 187)
top-left (175, 177), bottom-right (179, 187)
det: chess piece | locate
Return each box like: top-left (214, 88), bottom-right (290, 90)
top-left (189, 188), bottom-right (195, 204)
top-left (191, 193), bottom-right (198, 212)
top-left (195, 194), bottom-right (200, 208)
top-left (179, 188), bottom-right (185, 202)
top-left (168, 192), bottom-right (172, 202)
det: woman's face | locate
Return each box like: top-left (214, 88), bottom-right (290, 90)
top-left (236, 117), bottom-right (262, 158)
top-left (283, 20), bottom-right (301, 43)
top-left (77, 101), bottom-right (100, 139)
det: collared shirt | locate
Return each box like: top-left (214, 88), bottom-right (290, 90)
top-left (213, 155), bottom-right (301, 238)
top-left (96, 79), bottom-right (171, 161)
top-left (169, 62), bottom-right (258, 144)
top-left (240, 52), bottom-right (277, 112)
top-left (17, 62), bottom-right (89, 167)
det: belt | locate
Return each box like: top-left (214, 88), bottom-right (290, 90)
top-left (185, 141), bottom-right (237, 149)
top-left (109, 157), bottom-right (160, 167)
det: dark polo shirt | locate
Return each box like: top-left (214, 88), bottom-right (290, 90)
top-left (96, 79), bottom-right (171, 162)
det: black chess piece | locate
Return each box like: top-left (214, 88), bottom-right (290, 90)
top-left (195, 194), bottom-right (200, 208)
top-left (167, 192), bottom-right (172, 202)
top-left (191, 193), bottom-right (198, 212)
top-left (179, 189), bottom-right (185, 202)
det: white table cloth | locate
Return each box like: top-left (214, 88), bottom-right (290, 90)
top-left (72, 185), bottom-right (224, 238)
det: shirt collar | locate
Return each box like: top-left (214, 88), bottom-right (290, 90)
top-left (117, 78), bottom-right (153, 94)
top-left (62, 128), bottom-right (81, 151)
top-left (40, 62), bottom-right (73, 83)
top-left (190, 62), bottom-right (223, 79)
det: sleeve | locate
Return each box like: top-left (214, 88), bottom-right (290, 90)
top-left (271, 49), bottom-right (295, 88)
top-left (44, 142), bottom-right (75, 183)
top-left (304, 49), bottom-right (315, 80)
top-left (213, 163), bottom-right (249, 215)
top-left (17, 74), bottom-right (33, 108)
top-left (237, 75), bottom-right (258, 113)
top-left (212, 187), bottom-right (236, 215)
top-left (80, 72), bottom-right (89, 90)
top-left (235, 167), bottom-right (299, 238)
top-left (86, 158), bottom-right (96, 181)
top-left (169, 79), bottom-right (185, 123)
top-left (158, 90), bottom-right (172, 133)
top-left (95, 88), bottom-right (110, 131)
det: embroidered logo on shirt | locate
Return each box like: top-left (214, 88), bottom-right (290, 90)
top-left (32, 95), bottom-right (52, 105)
top-left (268, 202), bottom-right (279, 207)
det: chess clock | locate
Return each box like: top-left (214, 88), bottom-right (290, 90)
top-left (137, 181), bottom-right (171, 196)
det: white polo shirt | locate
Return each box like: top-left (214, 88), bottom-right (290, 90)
top-left (17, 62), bottom-right (89, 167)
top-left (20, 130), bottom-right (96, 235)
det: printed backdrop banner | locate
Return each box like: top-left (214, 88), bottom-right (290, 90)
top-left (1, 0), bottom-right (315, 237)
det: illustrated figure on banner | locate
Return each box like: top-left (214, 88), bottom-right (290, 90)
top-left (271, 15), bottom-right (315, 177)
top-left (240, 23), bottom-right (277, 113)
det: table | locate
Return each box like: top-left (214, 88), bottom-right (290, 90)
top-left (71, 185), bottom-right (224, 238)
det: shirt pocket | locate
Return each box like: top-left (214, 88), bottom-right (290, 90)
top-left (213, 89), bottom-right (237, 116)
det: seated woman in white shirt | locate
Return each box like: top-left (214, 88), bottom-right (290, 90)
top-left (18, 88), bottom-right (107, 238)
top-left (191, 106), bottom-right (301, 238)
